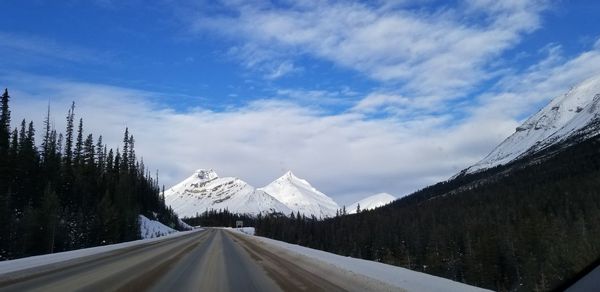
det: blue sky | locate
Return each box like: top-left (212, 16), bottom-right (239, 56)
top-left (2, 0), bottom-right (600, 204)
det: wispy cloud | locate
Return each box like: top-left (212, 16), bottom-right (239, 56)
top-left (274, 87), bottom-right (360, 108)
top-left (226, 43), bottom-right (301, 80)
top-left (191, 0), bottom-right (547, 99)
top-left (0, 32), bottom-right (109, 64)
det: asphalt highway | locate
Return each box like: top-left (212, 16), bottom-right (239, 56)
top-left (0, 229), bottom-right (387, 292)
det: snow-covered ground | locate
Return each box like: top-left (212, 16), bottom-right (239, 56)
top-left (164, 169), bottom-right (292, 217)
top-left (233, 231), bottom-right (489, 292)
top-left (0, 229), bottom-right (200, 275)
top-left (231, 227), bottom-right (255, 235)
top-left (347, 192), bottom-right (396, 214)
top-left (139, 215), bottom-right (178, 239)
top-left (259, 171), bottom-right (340, 218)
top-left (164, 169), bottom-right (341, 218)
top-left (464, 74), bottom-right (600, 174)
top-left (177, 217), bottom-right (194, 230)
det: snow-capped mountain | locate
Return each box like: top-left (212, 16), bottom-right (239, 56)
top-left (347, 193), bottom-right (396, 214)
top-left (258, 171), bottom-right (340, 218)
top-left (463, 74), bottom-right (600, 174)
top-left (164, 169), bottom-right (291, 218)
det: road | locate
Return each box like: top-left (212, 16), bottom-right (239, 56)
top-left (0, 229), bottom-right (394, 292)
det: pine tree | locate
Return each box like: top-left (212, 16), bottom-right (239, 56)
top-left (0, 90), bottom-right (12, 255)
top-left (121, 128), bottom-right (129, 171)
top-left (0, 91), bottom-right (184, 260)
top-left (83, 134), bottom-right (95, 167)
top-left (106, 149), bottom-right (114, 173)
top-left (41, 104), bottom-right (52, 162)
top-left (74, 118), bottom-right (84, 166)
top-left (64, 102), bottom-right (75, 166)
top-left (0, 89), bottom-right (11, 221)
top-left (95, 135), bottom-right (104, 172)
top-left (128, 134), bottom-right (135, 171)
top-left (0, 88), bottom-right (10, 153)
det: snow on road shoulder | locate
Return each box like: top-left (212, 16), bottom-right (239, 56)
top-left (139, 215), bottom-right (177, 239)
top-left (229, 227), bottom-right (255, 235)
top-left (236, 232), bottom-right (490, 292)
top-left (0, 227), bottom-right (201, 275)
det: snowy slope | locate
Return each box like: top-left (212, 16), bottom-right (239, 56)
top-left (164, 169), bottom-right (291, 218)
top-left (139, 215), bottom-right (177, 239)
top-left (259, 171), bottom-right (339, 218)
top-left (464, 74), bottom-right (600, 174)
top-left (347, 193), bottom-right (396, 214)
top-left (177, 217), bottom-right (193, 230)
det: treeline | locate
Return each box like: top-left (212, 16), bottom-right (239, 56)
top-left (256, 134), bottom-right (600, 291)
top-left (0, 89), bottom-right (184, 260)
top-left (182, 209), bottom-right (258, 227)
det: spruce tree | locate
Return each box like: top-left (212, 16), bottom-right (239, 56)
top-left (83, 134), bottom-right (95, 167)
top-left (0, 88), bottom-right (10, 152)
top-left (95, 135), bottom-right (104, 172)
top-left (128, 134), bottom-right (135, 171)
top-left (121, 128), bottom-right (129, 171)
top-left (0, 90), bottom-right (12, 255)
top-left (74, 118), bottom-right (84, 166)
top-left (41, 105), bottom-right (51, 163)
top-left (64, 102), bottom-right (75, 166)
top-left (0, 91), bottom-right (184, 260)
top-left (0, 89), bottom-right (11, 217)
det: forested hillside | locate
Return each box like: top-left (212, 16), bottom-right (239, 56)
top-left (0, 89), bottom-right (183, 260)
top-left (256, 133), bottom-right (600, 291)
top-left (182, 209), bottom-right (258, 228)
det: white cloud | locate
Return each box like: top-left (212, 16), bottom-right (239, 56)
top-left (265, 60), bottom-right (298, 79)
top-left (275, 88), bottom-right (358, 107)
top-left (475, 41), bottom-right (600, 120)
top-left (191, 0), bottom-right (547, 99)
top-left (7, 29), bottom-right (600, 204)
top-left (5, 34), bottom-right (600, 206)
top-left (4, 73), bottom-right (503, 205)
top-left (226, 44), bottom-right (301, 79)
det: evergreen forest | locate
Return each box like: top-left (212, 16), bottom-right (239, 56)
top-left (0, 89), bottom-right (184, 260)
top-left (255, 132), bottom-right (600, 291)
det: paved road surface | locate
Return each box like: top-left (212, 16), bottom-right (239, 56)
top-left (0, 229), bottom-right (392, 292)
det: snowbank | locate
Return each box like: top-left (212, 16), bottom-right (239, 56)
top-left (139, 215), bottom-right (177, 239)
top-left (238, 232), bottom-right (490, 292)
top-left (233, 227), bottom-right (255, 235)
top-left (177, 217), bottom-right (194, 230)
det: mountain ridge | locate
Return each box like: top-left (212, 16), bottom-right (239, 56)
top-left (461, 74), bottom-right (600, 175)
top-left (253, 75), bottom-right (600, 291)
top-left (347, 193), bottom-right (396, 214)
top-left (258, 171), bottom-right (340, 218)
top-left (165, 170), bottom-right (346, 218)
top-left (164, 170), bottom-right (292, 218)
